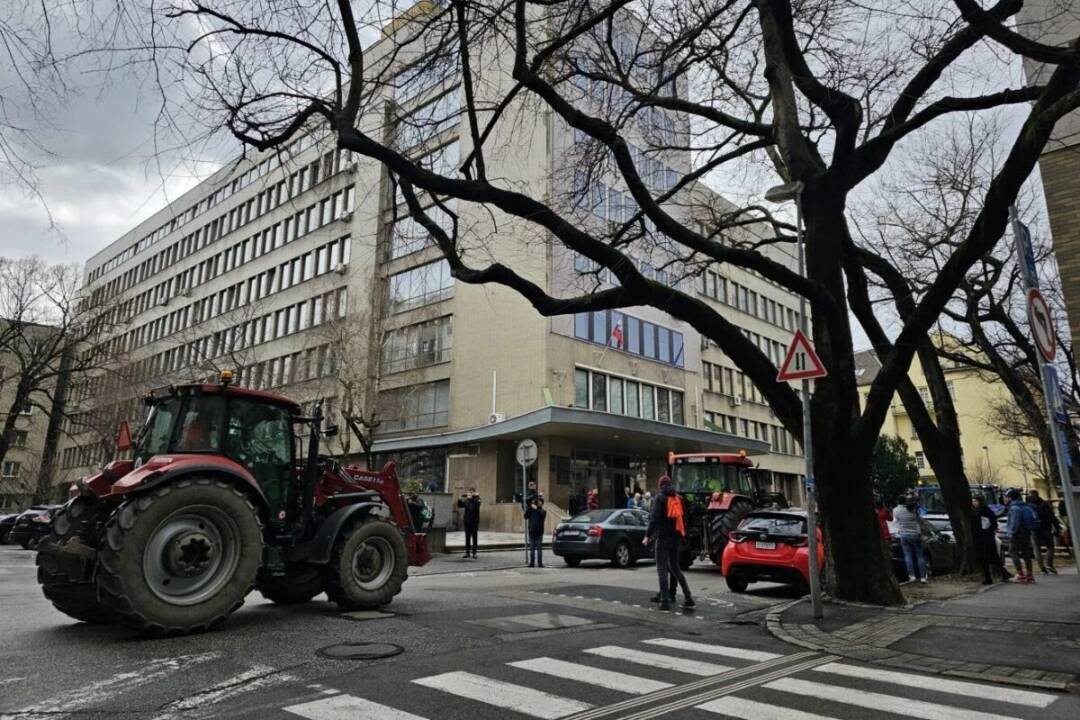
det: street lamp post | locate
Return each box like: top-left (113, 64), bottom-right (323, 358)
top-left (982, 445), bottom-right (991, 482)
top-left (765, 180), bottom-right (822, 620)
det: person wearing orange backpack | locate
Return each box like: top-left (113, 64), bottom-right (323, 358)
top-left (644, 475), bottom-right (694, 611)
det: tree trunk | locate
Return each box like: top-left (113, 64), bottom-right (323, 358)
top-left (815, 436), bottom-right (904, 604)
top-left (0, 383), bottom-right (32, 470)
top-left (34, 348), bottom-right (73, 504)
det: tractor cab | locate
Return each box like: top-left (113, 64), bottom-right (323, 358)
top-left (132, 378), bottom-right (304, 521)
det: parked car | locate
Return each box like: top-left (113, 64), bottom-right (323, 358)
top-left (721, 509), bottom-right (824, 593)
top-left (0, 512), bottom-right (19, 544)
top-left (552, 508), bottom-right (653, 568)
top-left (8, 506), bottom-right (59, 549)
top-left (887, 519), bottom-right (960, 580)
top-left (925, 517), bottom-right (1004, 563)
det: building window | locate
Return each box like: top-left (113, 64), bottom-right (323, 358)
top-left (388, 260), bottom-right (454, 312)
top-left (591, 372), bottom-right (607, 412)
top-left (1, 461), bottom-right (21, 478)
top-left (6, 430), bottom-right (28, 448)
top-left (572, 310), bottom-right (684, 367)
top-left (387, 202), bottom-right (456, 260)
top-left (573, 368), bottom-right (681, 425)
top-left (381, 316), bottom-right (453, 374)
top-left (379, 380), bottom-right (450, 432)
top-left (914, 451), bottom-right (926, 471)
top-left (574, 369), bottom-right (589, 408)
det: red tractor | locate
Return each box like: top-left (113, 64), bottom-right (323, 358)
top-left (668, 451), bottom-right (789, 569)
top-left (35, 373), bottom-right (429, 636)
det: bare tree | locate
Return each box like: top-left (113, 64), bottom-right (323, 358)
top-left (0, 258), bottom-right (115, 482)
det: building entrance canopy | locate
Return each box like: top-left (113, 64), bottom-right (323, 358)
top-left (371, 406), bottom-right (769, 456)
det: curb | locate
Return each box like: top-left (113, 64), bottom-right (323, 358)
top-left (764, 598), bottom-right (1078, 692)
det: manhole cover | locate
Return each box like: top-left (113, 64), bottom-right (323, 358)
top-left (316, 642), bottom-right (404, 660)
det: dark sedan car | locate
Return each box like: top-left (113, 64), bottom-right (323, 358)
top-left (0, 512), bottom-right (19, 544)
top-left (887, 520), bottom-right (959, 581)
top-left (8, 505), bottom-right (59, 549)
top-left (552, 508), bottom-right (653, 568)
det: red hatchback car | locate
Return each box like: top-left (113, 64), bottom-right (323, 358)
top-left (721, 509), bottom-right (823, 593)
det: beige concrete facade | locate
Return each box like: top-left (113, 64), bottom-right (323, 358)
top-left (0, 323), bottom-right (56, 510)
top-left (59, 6), bottom-right (806, 530)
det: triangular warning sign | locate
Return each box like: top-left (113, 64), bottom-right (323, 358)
top-left (777, 329), bottom-right (827, 381)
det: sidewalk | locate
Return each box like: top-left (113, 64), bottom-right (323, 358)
top-left (765, 568), bottom-right (1080, 692)
top-left (444, 530), bottom-right (551, 552)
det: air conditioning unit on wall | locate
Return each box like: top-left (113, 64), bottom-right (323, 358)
top-left (728, 395), bottom-right (742, 407)
top-left (488, 412), bottom-right (506, 425)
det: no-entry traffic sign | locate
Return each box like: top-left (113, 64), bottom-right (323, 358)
top-left (777, 329), bottom-right (827, 381)
top-left (1027, 288), bottom-right (1056, 363)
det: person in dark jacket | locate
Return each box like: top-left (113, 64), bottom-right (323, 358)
top-left (644, 476), bottom-right (693, 611)
top-left (407, 494), bottom-right (426, 532)
top-left (457, 488), bottom-right (482, 559)
top-left (1028, 490), bottom-right (1061, 574)
top-left (971, 496), bottom-right (1010, 584)
top-left (524, 497), bottom-right (547, 568)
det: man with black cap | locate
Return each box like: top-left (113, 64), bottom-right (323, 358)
top-left (644, 475), bottom-right (693, 611)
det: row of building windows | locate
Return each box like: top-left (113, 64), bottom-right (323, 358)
top-left (74, 288), bottom-right (348, 404)
top-left (395, 46), bottom-right (460, 104)
top-left (2, 430), bottom-right (28, 448)
top-left (393, 141), bottom-right (460, 207)
top-left (574, 368), bottom-right (685, 425)
top-left (702, 359), bottom-right (780, 407)
top-left (233, 343), bottom-right (337, 392)
top-left (102, 183), bottom-right (355, 342)
top-left (699, 270), bottom-right (801, 333)
top-left (105, 234), bottom-right (351, 358)
top-left (392, 87), bottom-right (461, 153)
top-left (571, 130), bottom-right (682, 197)
top-left (572, 251), bottom-right (680, 289)
top-left (573, 310), bottom-right (685, 368)
top-left (90, 147), bottom-right (352, 307)
top-left (89, 129), bottom-right (336, 285)
top-left (388, 259), bottom-right (454, 313)
top-left (570, 60), bottom-right (679, 146)
top-left (702, 411), bottom-right (800, 456)
top-left (379, 379), bottom-right (451, 433)
top-left (381, 316), bottom-right (453, 375)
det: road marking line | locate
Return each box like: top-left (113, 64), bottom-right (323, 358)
top-left (11, 652), bottom-right (220, 714)
top-left (764, 677), bottom-right (1018, 720)
top-left (150, 665), bottom-right (294, 719)
top-left (583, 646), bottom-right (732, 676)
top-left (811, 662), bottom-right (1058, 708)
top-left (698, 696), bottom-right (838, 720)
top-left (642, 638), bottom-right (782, 662)
top-left (285, 695), bottom-right (429, 720)
top-left (508, 657), bottom-right (673, 694)
top-left (413, 671), bottom-right (592, 719)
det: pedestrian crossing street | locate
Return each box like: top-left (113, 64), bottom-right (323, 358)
top-left (282, 637), bottom-right (1061, 720)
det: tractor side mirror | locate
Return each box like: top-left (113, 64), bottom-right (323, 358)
top-left (116, 420), bottom-right (133, 452)
top-left (322, 424), bottom-right (339, 438)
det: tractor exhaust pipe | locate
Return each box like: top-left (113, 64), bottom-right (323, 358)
top-left (296, 400), bottom-right (323, 537)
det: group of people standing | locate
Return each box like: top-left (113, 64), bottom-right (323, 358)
top-left (879, 488), bottom-right (1065, 586)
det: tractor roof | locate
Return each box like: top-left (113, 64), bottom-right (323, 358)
top-left (150, 382), bottom-right (304, 415)
top-left (669, 452), bottom-right (754, 467)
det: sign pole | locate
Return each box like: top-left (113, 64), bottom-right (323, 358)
top-left (794, 192), bottom-right (823, 620)
top-left (516, 439), bottom-right (538, 566)
top-left (1010, 206), bottom-right (1080, 574)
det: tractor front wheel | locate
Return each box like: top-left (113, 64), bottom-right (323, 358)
top-left (95, 478), bottom-right (263, 637)
top-left (257, 565), bottom-right (323, 605)
top-left (36, 497), bottom-right (113, 624)
top-left (324, 519), bottom-right (408, 611)
top-left (709, 499), bottom-right (753, 565)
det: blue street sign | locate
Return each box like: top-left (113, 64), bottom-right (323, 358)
top-left (1015, 220), bottom-right (1040, 290)
top-left (1045, 366), bottom-right (1069, 425)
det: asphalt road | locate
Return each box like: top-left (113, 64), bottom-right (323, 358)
top-left (2, 544), bottom-right (1079, 720)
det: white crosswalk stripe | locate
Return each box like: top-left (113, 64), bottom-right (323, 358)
top-left (698, 696), bottom-right (837, 720)
top-left (285, 695), bottom-right (429, 720)
top-left (641, 638), bottom-right (782, 663)
top-left (413, 671), bottom-right (594, 719)
top-left (811, 662), bottom-right (1058, 708)
top-left (508, 657), bottom-right (673, 694)
top-left (583, 645), bottom-right (733, 676)
top-left (763, 677), bottom-right (1020, 720)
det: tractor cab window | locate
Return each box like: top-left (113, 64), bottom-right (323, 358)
top-left (135, 398), bottom-right (181, 463)
top-left (226, 398), bottom-right (294, 518)
top-left (672, 460), bottom-right (751, 494)
top-left (173, 396), bottom-right (225, 452)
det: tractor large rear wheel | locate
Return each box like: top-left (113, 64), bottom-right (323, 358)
top-left (36, 497), bottom-right (113, 624)
top-left (324, 519), bottom-right (408, 610)
top-left (709, 499), bottom-right (754, 566)
top-left (96, 478), bottom-right (263, 637)
top-left (257, 565), bottom-right (323, 605)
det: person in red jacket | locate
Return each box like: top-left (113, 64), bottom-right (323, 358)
top-left (586, 488), bottom-right (600, 511)
top-left (874, 498), bottom-right (893, 543)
